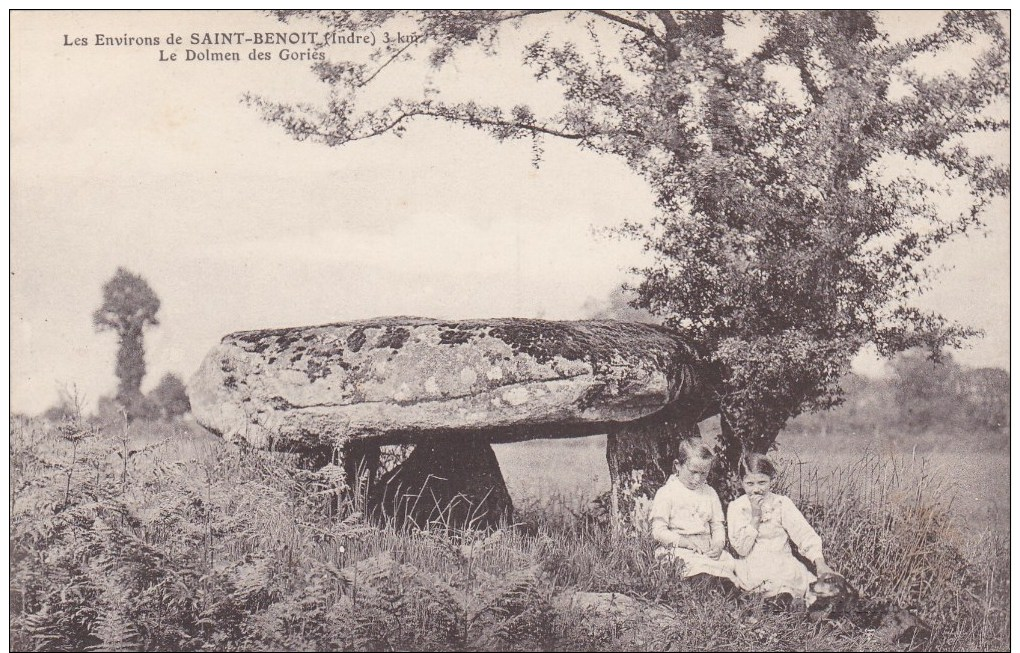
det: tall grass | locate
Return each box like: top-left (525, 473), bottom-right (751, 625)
top-left (774, 452), bottom-right (1010, 649)
top-left (9, 415), bottom-right (1009, 651)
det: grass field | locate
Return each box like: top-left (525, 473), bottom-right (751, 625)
top-left (10, 415), bottom-right (1011, 651)
top-left (495, 430), bottom-right (1010, 537)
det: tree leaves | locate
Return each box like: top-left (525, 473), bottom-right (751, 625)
top-left (248, 10), bottom-right (1008, 461)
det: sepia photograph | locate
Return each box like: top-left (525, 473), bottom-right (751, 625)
top-left (9, 9), bottom-right (1010, 651)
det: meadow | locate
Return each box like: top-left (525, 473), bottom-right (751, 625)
top-left (495, 427), bottom-right (1010, 534)
top-left (9, 412), bottom-right (1010, 651)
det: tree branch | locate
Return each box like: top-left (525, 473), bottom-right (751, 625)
top-left (652, 10), bottom-right (681, 38)
top-left (293, 103), bottom-right (648, 147)
top-left (356, 109), bottom-right (591, 142)
top-left (356, 39), bottom-right (420, 88)
top-left (586, 10), bottom-right (665, 48)
top-left (795, 54), bottom-right (824, 104)
top-left (502, 9), bottom-right (554, 21)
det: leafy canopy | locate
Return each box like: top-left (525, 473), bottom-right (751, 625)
top-left (249, 10), bottom-right (1008, 456)
top-left (93, 267), bottom-right (160, 336)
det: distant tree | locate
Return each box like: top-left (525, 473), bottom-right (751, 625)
top-left (788, 351), bottom-right (1009, 439)
top-left (890, 350), bottom-right (962, 431)
top-left (960, 367), bottom-right (1010, 431)
top-left (42, 400), bottom-right (77, 423)
top-left (890, 350), bottom-right (1010, 433)
top-left (93, 268), bottom-right (160, 419)
top-left (250, 10), bottom-right (1008, 487)
top-left (148, 373), bottom-right (191, 420)
top-left (581, 286), bottom-right (660, 324)
top-left (95, 395), bottom-right (126, 425)
top-left (40, 386), bottom-right (88, 423)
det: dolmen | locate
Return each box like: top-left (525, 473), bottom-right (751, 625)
top-left (189, 317), bottom-right (717, 529)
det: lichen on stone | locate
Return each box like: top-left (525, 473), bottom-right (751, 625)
top-left (195, 317), bottom-right (714, 451)
top-left (375, 326), bottom-right (410, 350)
top-left (347, 328), bottom-right (367, 352)
top-left (269, 395), bottom-right (297, 410)
top-left (305, 358), bottom-right (334, 382)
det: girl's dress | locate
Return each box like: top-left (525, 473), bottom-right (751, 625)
top-left (649, 476), bottom-right (738, 582)
top-left (727, 493), bottom-right (823, 598)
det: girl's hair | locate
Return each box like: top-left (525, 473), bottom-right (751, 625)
top-left (739, 452), bottom-right (777, 479)
top-left (676, 437), bottom-right (715, 468)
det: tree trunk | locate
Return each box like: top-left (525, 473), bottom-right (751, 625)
top-left (714, 411), bottom-right (781, 504)
top-left (115, 326), bottom-right (146, 406)
top-left (606, 410), bottom-right (700, 529)
top-left (368, 436), bottom-right (512, 531)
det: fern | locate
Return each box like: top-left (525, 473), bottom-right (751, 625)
top-left (10, 414), bottom-right (1008, 651)
top-left (230, 555), bottom-right (278, 610)
top-left (88, 584), bottom-right (139, 652)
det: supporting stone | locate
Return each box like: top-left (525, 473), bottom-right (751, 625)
top-left (343, 441), bottom-right (382, 498)
top-left (368, 436), bottom-right (512, 531)
top-left (606, 409), bottom-right (700, 529)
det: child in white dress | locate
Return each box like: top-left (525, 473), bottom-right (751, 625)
top-left (649, 439), bottom-right (739, 585)
top-left (727, 453), bottom-right (835, 600)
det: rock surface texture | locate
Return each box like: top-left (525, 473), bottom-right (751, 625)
top-left (189, 317), bottom-right (713, 452)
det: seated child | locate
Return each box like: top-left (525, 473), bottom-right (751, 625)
top-left (649, 438), bottom-right (738, 585)
top-left (727, 453), bottom-right (835, 601)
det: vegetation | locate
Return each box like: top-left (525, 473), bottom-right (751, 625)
top-left (15, 12), bottom-right (1007, 651)
top-left (10, 408), bottom-right (1009, 651)
top-left (784, 350), bottom-right (1009, 441)
top-left (93, 268), bottom-right (162, 420)
top-left (146, 373), bottom-right (192, 422)
top-left (248, 10), bottom-right (1009, 478)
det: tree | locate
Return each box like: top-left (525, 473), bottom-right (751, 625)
top-left (248, 11), bottom-right (1008, 486)
top-left (890, 349), bottom-right (962, 432)
top-left (93, 268), bottom-right (161, 418)
top-left (581, 286), bottom-right (660, 324)
top-left (890, 350), bottom-right (1010, 434)
top-left (148, 373), bottom-right (191, 420)
top-left (959, 367), bottom-right (1009, 432)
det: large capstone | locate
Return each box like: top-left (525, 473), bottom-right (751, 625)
top-left (188, 317), bottom-right (714, 452)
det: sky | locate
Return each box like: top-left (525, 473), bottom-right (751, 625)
top-left (9, 10), bottom-right (1011, 415)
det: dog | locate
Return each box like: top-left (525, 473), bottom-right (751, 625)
top-left (809, 573), bottom-right (931, 649)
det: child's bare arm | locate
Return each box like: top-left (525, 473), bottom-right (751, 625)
top-left (705, 490), bottom-right (726, 558)
top-left (711, 520), bottom-right (726, 549)
top-left (652, 518), bottom-right (709, 552)
top-left (675, 532), bottom-right (712, 553)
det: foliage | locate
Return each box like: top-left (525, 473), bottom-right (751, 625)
top-left (785, 350), bottom-right (1010, 442)
top-left (580, 287), bottom-right (659, 324)
top-left (147, 373), bottom-right (192, 421)
top-left (9, 413), bottom-right (1009, 651)
top-left (93, 268), bottom-right (161, 418)
top-left (889, 351), bottom-right (1009, 433)
top-left (248, 10), bottom-right (1009, 473)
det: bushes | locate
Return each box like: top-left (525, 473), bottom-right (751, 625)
top-left (9, 416), bottom-right (1009, 651)
top-left (786, 351), bottom-right (1010, 448)
top-left (146, 374), bottom-right (191, 421)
